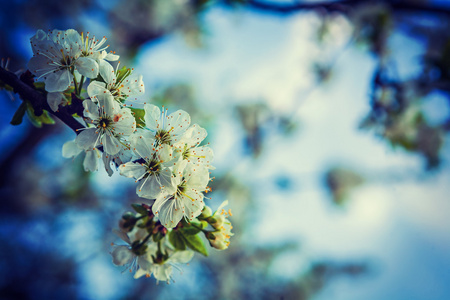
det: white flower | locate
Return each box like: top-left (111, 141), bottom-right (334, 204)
top-left (111, 228), bottom-right (153, 273)
top-left (119, 136), bottom-right (176, 199)
top-left (28, 29), bottom-right (99, 92)
top-left (78, 31), bottom-right (118, 62)
top-left (143, 104), bottom-right (190, 145)
top-left (47, 92), bottom-right (68, 112)
top-left (75, 90), bottom-right (136, 155)
top-left (207, 200), bottom-right (234, 250)
top-left (62, 140), bottom-right (101, 172)
top-left (103, 144), bottom-right (134, 176)
top-left (174, 124), bottom-right (215, 169)
top-left (153, 161), bottom-right (209, 229)
top-left (88, 61), bottom-right (144, 102)
top-left (133, 244), bottom-right (194, 283)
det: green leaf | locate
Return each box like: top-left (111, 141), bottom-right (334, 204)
top-left (10, 102), bottom-right (27, 125)
top-left (169, 230), bottom-right (186, 251)
top-left (131, 204), bottom-right (148, 215)
top-left (33, 82), bottom-right (46, 90)
top-left (116, 65), bottom-right (131, 83)
top-left (130, 107), bottom-right (145, 128)
top-left (38, 110), bottom-right (55, 125)
top-left (179, 230), bottom-right (208, 256)
top-left (25, 101), bottom-right (42, 127)
top-left (152, 232), bottom-right (164, 243)
top-left (180, 225), bottom-right (201, 236)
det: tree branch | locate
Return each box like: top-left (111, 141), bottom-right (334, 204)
top-left (0, 66), bottom-right (84, 133)
top-left (245, 0), bottom-right (450, 16)
top-left (245, 0), bottom-right (358, 15)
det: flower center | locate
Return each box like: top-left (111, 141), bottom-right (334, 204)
top-left (156, 129), bottom-right (172, 144)
top-left (96, 117), bottom-right (112, 131)
top-left (182, 145), bottom-right (190, 160)
top-left (146, 159), bottom-right (160, 174)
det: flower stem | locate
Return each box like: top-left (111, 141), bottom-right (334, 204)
top-left (72, 68), bottom-right (79, 95)
top-left (137, 232), bottom-right (152, 248)
top-left (78, 75), bottom-right (85, 95)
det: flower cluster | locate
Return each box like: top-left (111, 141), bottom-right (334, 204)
top-left (111, 202), bottom-right (232, 283)
top-left (27, 28), bottom-right (232, 283)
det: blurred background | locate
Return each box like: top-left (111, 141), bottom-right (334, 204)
top-left (1, 0), bottom-right (450, 299)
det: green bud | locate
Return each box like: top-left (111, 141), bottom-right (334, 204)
top-left (200, 220), bottom-right (208, 229)
top-left (119, 212), bottom-right (137, 232)
top-left (199, 206), bottom-right (212, 219)
top-left (152, 232), bottom-right (164, 243)
top-left (208, 214), bottom-right (225, 229)
top-left (122, 211), bottom-right (136, 220)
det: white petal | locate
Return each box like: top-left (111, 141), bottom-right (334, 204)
top-left (87, 80), bottom-right (107, 98)
top-left (103, 152), bottom-right (114, 177)
top-left (99, 60), bottom-right (116, 86)
top-left (75, 56), bottom-right (99, 78)
top-left (62, 140), bottom-right (82, 158)
top-left (184, 164), bottom-right (209, 191)
top-left (97, 90), bottom-right (116, 116)
top-left (215, 200), bottom-right (229, 214)
top-left (83, 149), bottom-right (100, 172)
top-left (181, 188), bottom-right (204, 221)
top-left (75, 128), bottom-right (99, 150)
top-left (157, 144), bottom-right (173, 163)
top-left (136, 175), bottom-right (163, 199)
top-left (47, 92), bottom-right (66, 112)
top-left (159, 167), bottom-right (176, 194)
top-left (112, 109), bottom-right (136, 136)
top-left (188, 146), bottom-right (214, 169)
top-left (153, 194), bottom-right (184, 229)
top-left (64, 29), bottom-right (82, 47)
top-left (137, 256), bottom-right (152, 271)
top-left (28, 55), bottom-right (52, 77)
top-left (82, 99), bottom-right (99, 120)
top-left (122, 73), bottom-right (145, 96)
top-left (104, 52), bottom-right (120, 61)
top-left (45, 69), bottom-right (72, 92)
top-left (102, 133), bottom-right (121, 155)
top-left (153, 264), bottom-right (172, 283)
top-left (166, 110), bottom-right (190, 136)
top-left (143, 104), bottom-right (161, 132)
top-left (182, 124), bottom-right (207, 147)
top-left (119, 162), bottom-right (147, 180)
top-left (130, 135), bottom-right (154, 159)
top-left (169, 250), bottom-right (194, 264)
top-left (133, 268), bottom-right (148, 279)
top-left (111, 246), bottom-right (134, 266)
top-left (30, 29), bottom-right (48, 55)
top-left (113, 228), bottom-right (131, 244)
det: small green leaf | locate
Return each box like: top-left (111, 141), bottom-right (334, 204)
top-left (10, 102), bottom-right (27, 125)
top-left (37, 110), bottom-right (55, 125)
top-left (180, 225), bottom-right (201, 236)
top-left (130, 107), bottom-right (145, 128)
top-left (25, 101), bottom-right (42, 128)
top-left (179, 230), bottom-right (208, 256)
top-left (33, 82), bottom-right (46, 90)
top-left (169, 230), bottom-right (186, 250)
top-left (116, 66), bottom-right (131, 83)
top-left (131, 204), bottom-right (148, 215)
top-left (152, 232), bottom-right (164, 243)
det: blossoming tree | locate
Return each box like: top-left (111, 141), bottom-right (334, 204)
top-left (0, 28), bottom-right (233, 284)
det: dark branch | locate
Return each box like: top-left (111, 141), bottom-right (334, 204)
top-left (0, 66), bottom-right (84, 133)
top-left (245, 0), bottom-right (358, 15)
top-left (245, 0), bottom-right (450, 16)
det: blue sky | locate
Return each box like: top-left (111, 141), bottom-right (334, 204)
top-left (130, 6), bottom-right (450, 300)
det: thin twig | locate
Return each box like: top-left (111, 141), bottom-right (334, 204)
top-left (0, 66), bottom-right (84, 133)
